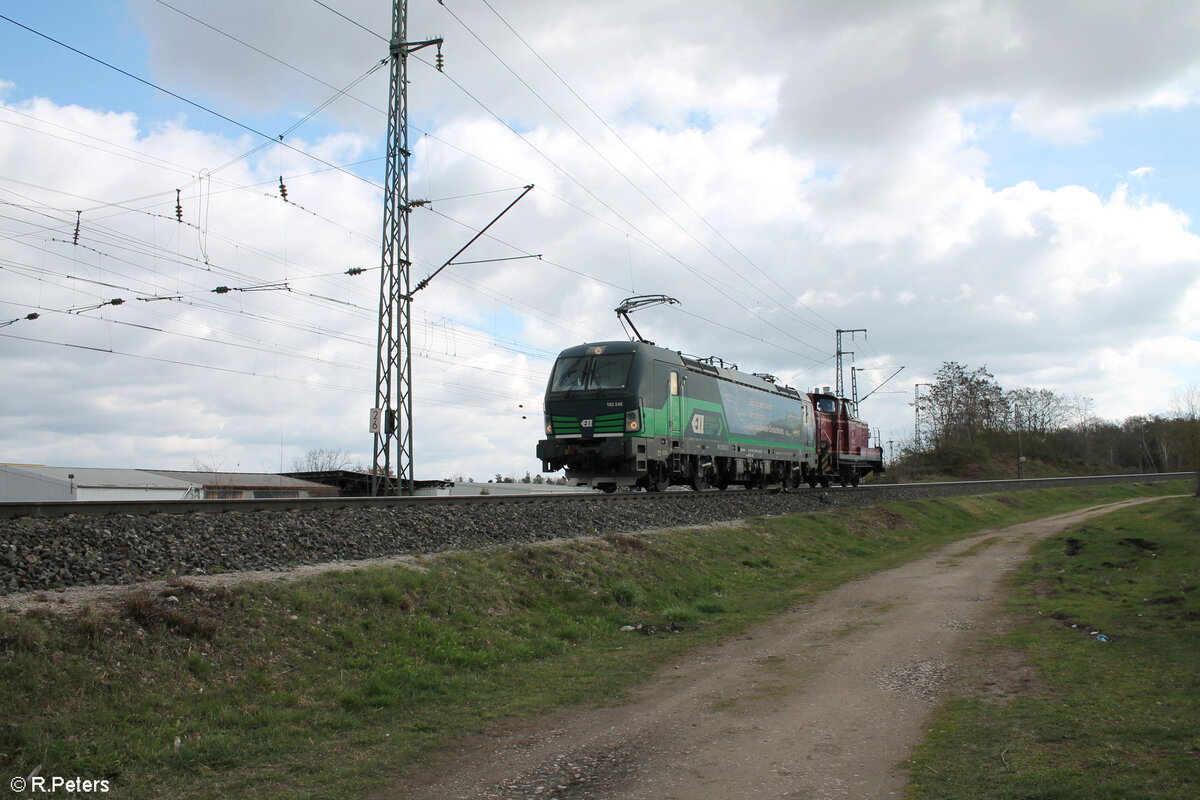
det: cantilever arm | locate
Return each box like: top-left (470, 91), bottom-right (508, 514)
top-left (409, 184), bottom-right (535, 298)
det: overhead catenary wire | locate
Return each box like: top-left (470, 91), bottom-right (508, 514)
top-left (3, 9), bottom-right (827, 363)
top-left (427, 55), bottom-right (808, 341)
top-left (1, 232), bottom-right (564, 373)
top-left (310, 0), bottom-right (389, 43)
top-left (6, 1), bottom-right (827, 343)
top-left (408, 46), bottom-right (837, 381)
top-left (155, 0), bottom-right (387, 116)
top-left (4, 153), bottom-right (830, 393)
top-left (0, 91), bottom-right (667, 303)
top-left (0, 2), bottom-right (874, 462)
top-left (0, 327), bottom-right (541, 414)
top-left (474, 0), bottom-right (836, 334)
top-left (438, 0), bottom-right (836, 339)
top-left (0, 282), bottom-right (551, 394)
top-left (2, 192), bottom-right (608, 355)
top-left (0, 12), bottom-right (383, 192)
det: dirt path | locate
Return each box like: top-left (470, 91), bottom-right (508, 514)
top-left (391, 497), bottom-right (1169, 800)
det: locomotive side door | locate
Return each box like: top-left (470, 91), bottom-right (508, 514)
top-left (668, 369), bottom-right (682, 436)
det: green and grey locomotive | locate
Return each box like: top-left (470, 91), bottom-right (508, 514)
top-left (536, 340), bottom-right (884, 492)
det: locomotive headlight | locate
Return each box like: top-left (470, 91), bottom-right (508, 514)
top-left (545, 416), bottom-right (553, 435)
top-left (625, 409), bottom-right (641, 432)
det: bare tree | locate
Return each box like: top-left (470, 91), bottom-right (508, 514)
top-left (191, 448), bottom-right (226, 473)
top-left (916, 362), bottom-right (1007, 448)
top-left (1006, 387), bottom-right (1072, 436)
top-left (191, 451), bottom-right (237, 486)
top-left (290, 448), bottom-right (353, 472)
top-left (1170, 385), bottom-right (1200, 496)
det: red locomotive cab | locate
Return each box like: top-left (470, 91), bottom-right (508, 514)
top-left (809, 389), bottom-right (847, 454)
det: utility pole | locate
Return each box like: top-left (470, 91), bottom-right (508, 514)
top-left (371, 0), bottom-right (442, 496)
top-left (1015, 408), bottom-right (1025, 478)
top-left (835, 329), bottom-right (866, 401)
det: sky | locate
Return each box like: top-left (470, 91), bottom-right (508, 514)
top-left (1, 0), bottom-right (1198, 482)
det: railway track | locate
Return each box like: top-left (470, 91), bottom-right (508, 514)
top-left (0, 472), bottom-right (1187, 520)
top-left (1, 473), bottom-right (1188, 597)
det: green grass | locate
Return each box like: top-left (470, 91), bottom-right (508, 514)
top-left (0, 482), bottom-right (1184, 799)
top-left (905, 494), bottom-right (1200, 799)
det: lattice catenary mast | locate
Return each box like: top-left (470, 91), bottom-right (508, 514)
top-left (835, 328), bottom-right (866, 406)
top-left (371, 0), bottom-right (442, 496)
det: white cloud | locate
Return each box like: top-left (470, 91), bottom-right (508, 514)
top-left (3, 0), bottom-right (1200, 481)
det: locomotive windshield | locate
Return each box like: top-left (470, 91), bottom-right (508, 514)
top-left (550, 353), bottom-right (634, 392)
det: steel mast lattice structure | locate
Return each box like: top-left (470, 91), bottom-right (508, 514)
top-left (835, 328), bottom-right (866, 406)
top-left (371, 0), bottom-right (441, 496)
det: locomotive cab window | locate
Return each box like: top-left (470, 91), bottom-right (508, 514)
top-left (816, 398), bottom-right (837, 413)
top-left (550, 353), bottom-right (634, 392)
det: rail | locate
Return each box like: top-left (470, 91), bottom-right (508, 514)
top-left (0, 472), bottom-right (1189, 520)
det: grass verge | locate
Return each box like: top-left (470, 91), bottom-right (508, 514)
top-left (905, 493), bottom-right (1199, 799)
top-left (0, 482), bottom-right (1183, 799)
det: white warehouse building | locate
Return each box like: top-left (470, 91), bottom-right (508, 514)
top-left (0, 465), bottom-right (201, 503)
top-left (0, 465), bottom-right (341, 503)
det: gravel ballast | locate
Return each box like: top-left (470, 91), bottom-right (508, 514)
top-left (0, 475), bottom-right (1180, 597)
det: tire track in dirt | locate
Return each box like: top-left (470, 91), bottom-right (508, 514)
top-left (391, 497), bottom-right (1172, 800)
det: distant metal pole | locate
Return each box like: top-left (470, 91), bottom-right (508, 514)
top-left (850, 364), bottom-right (858, 415)
top-left (1016, 409), bottom-right (1025, 478)
top-left (914, 382), bottom-right (932, 452)
top-left (916, 381), bottom-right (926, 450)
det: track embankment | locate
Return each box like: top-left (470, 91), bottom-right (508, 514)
top-left (0, 473), bottom-right (1184, 597)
